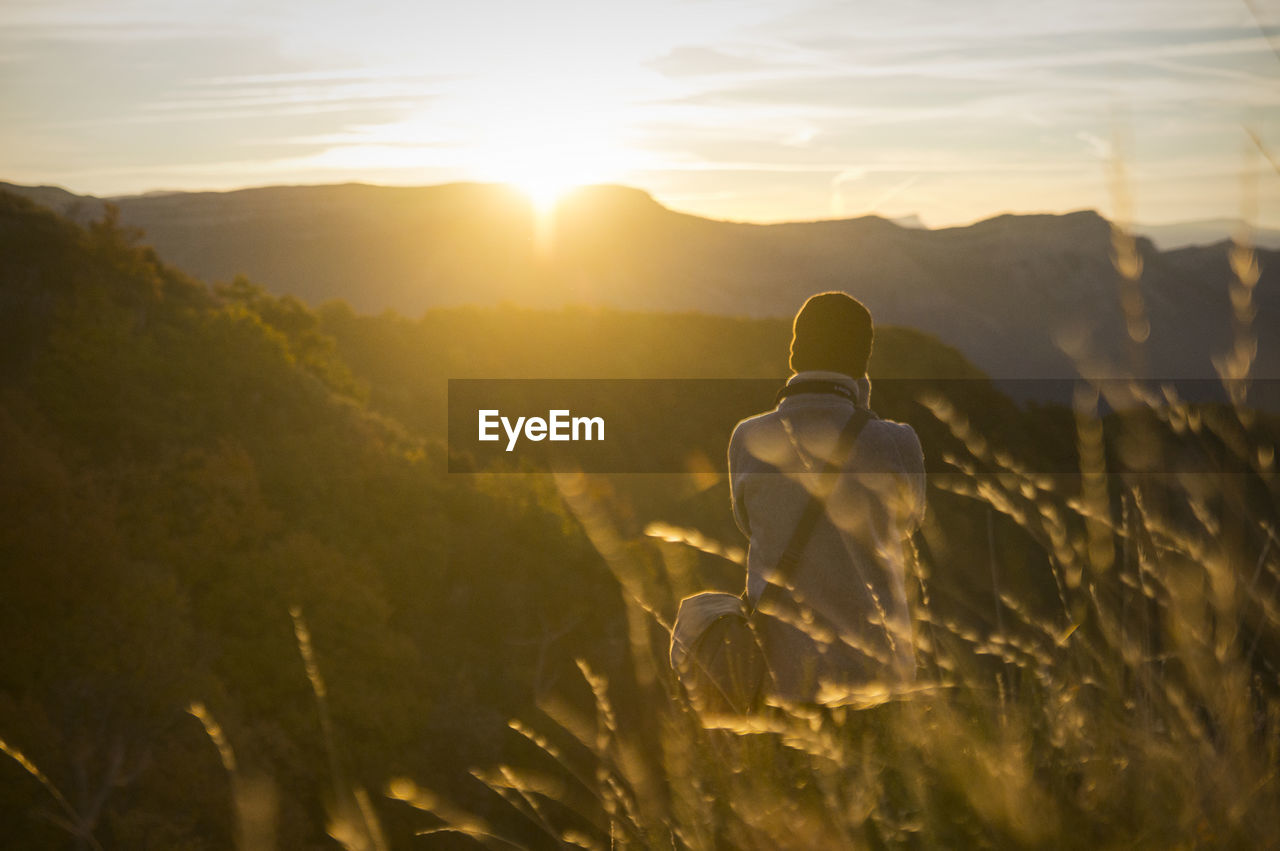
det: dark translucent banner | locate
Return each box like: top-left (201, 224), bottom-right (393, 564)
top-left (447, 378), bottom-right (1280, 474)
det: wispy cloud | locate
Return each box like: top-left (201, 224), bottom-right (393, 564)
top-left (0, 0), bottom-right (1275, 225)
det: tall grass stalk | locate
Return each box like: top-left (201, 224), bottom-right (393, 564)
top-left (387, 342), bottom-right (1279, 848)
top-left (0, 735), bottom-right (104, 851)
top-left (188, 702), bottom-right (278, 851)
top-left (290, 605), bottom-right (387, 851)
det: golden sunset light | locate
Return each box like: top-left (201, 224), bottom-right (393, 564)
top-left (463, 103), bottom-right (631, 213)
top-left (4, 1), bottom-right (1280, 849)
top-left (2, 0), bottom-right (1275, 227)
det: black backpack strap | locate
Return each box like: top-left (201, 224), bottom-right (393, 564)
top-left (746, 408), bottom-right (872, 616)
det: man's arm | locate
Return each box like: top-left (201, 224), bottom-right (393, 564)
top-left (728, 424), bottom-right (751, 537)
top-left (893, 424), bottom-right (927, 533)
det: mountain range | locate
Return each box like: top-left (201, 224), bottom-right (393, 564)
top-left (5, 180), bottom-right (1276, 381)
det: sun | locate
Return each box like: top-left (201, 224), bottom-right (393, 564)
top-left (460, 91), bottom-right (628, 214)
top-left (473, 135), bottom-right (624, 215)
top-left (519, 173), bottom-right (581, 214)
top-left (486, 147), bottom-right (601, 213)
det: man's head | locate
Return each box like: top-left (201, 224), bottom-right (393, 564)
top-left (789, 291), bottom-right (874, 378)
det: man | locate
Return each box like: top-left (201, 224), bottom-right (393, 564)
top-left (728, 291), bottom-right (926, 703)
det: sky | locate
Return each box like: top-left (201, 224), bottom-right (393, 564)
top-left (1, 0), bottom-right (1278, 227)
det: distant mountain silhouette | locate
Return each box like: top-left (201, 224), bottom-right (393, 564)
top-left (5, 180), bottom-right (1276, 380)
top-left (889, 214), bottom-right (927, 229)
top-left (1135, 219), bottom-right (1280, 252)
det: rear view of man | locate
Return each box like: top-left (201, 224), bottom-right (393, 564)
top-left (729, 291), bottom-right (926, 703)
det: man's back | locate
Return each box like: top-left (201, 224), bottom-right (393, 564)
top-left (729, 371), bottom-right (925, 702)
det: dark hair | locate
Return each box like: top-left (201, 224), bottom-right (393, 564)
top-left (788, 291), bottom-right (874, 378)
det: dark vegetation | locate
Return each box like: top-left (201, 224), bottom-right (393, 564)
top-left (0, 193), bottom-right (620, 847)
top-left (2, 189), bottom-right (1278, 848)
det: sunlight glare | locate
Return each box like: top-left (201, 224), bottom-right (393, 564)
top-left (460, 83), bottom-right (628, 216)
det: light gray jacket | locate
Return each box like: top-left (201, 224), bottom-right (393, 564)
top-left (728, 371), bottom-right (926, 702)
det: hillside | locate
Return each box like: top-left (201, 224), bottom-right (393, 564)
top-left (6, 180), bottom-right (1276, 383)
top-left (0, 186), bottom-right (1040, 845)
top-left (0, 184), bottom-right (1062, 848)
top-left (3, 188), bottom-right (1279, 848)
top-left (0, 191), bottom-right (626, 847)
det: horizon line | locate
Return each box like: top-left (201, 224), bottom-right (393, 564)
top-left (4, 176), bottom-right (1278, 233)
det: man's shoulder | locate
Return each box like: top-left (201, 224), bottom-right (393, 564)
top-left (864, 415), bottom-right (920, 442)
top-left (858, 416), bottom-right (925, 474)
top-left (728, 408), bottom-right (791, 473)
top-left (728, 407), bottom-right (793, 453)
top-left (730, 408), bottom-right (784, 439)
top-left (861, 413), bottom-right (922, 448)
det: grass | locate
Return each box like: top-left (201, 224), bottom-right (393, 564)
top-left (373, 412), bottom-right (1278, 849)
top-left (4, 204), bottom-right (1276, 850)
top-left (9, 390), bottom-right (1278, 848)
top-left (373, 227), bottom-right (1280, 848)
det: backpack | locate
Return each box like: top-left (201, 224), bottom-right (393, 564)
top-left (669, 406), bottom-right (872, 714)
top-left (670, 591), bottom-right (766, 714)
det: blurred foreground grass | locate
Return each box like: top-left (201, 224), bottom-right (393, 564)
top-left (4, 208), bottom-right (1277, 849)
top-left (374, 233), bottom-right (1280, 848)
top-left (375, 374), bottom-right (1280, 848)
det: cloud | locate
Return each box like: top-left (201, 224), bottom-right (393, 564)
top-left (647, 45), bottom-right (784, 78)
top-left (1076, 132), bottom-right (1112, 160)
top-left (1, 0), bottom-right (1275, 225)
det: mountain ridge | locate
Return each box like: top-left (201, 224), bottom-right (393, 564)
top-left (4, 179), bottom-right (1275, 381)
top-left (14, 179), bottom-right (1274, 246)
